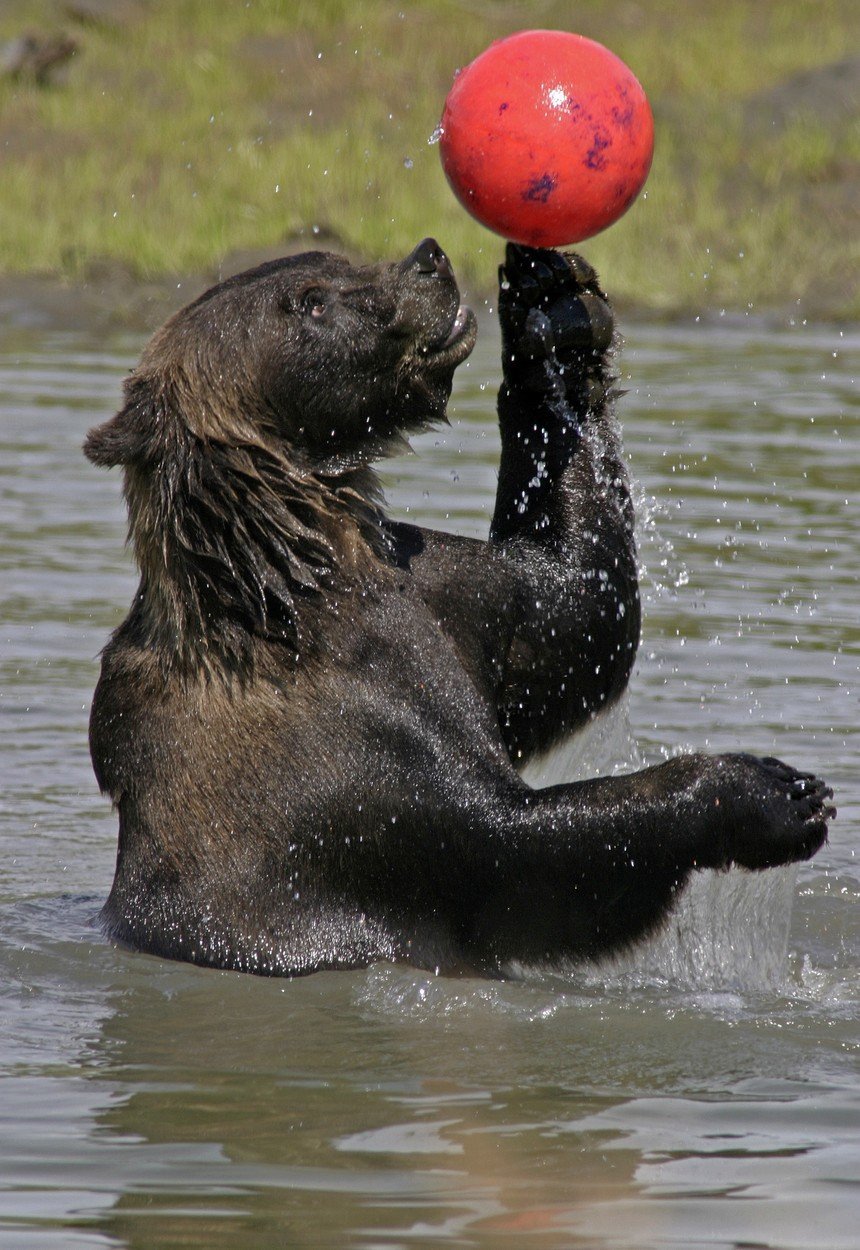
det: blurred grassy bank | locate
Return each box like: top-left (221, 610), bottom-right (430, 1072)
top-left (0, 0), bottom-right (857, 318)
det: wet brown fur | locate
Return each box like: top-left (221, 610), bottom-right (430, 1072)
top-left (84, 240), bottom-right (834, 977)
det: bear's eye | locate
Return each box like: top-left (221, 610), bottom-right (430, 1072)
top-left (300, 288), bottom-right (329, 320)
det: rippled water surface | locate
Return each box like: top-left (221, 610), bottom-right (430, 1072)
top-left (1, 309), bottom-right (857, 1249)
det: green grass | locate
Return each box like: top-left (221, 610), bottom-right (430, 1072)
top-left (0, 0), bottom-right (857, 314)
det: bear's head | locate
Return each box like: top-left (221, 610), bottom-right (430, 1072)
top-left (86, 238), bottom-right (477, 469)
top-left (84, 240), bottom-right (477, 667)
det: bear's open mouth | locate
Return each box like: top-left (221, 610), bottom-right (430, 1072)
top-left (425, 304), bottom-right (477, 364)
top-left (443, 305), bottom-right (471, 348)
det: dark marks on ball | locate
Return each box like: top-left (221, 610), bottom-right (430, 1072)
top-left (523, 172), bottom-right (558, 203)
top-left (612, 84), bottom-right (635, 129)
top-left (584, 129), bottom-right (612, 171)
top-left (611, 103), bottom-right (635, 128)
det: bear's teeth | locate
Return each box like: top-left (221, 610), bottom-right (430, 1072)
top-left (442, 305), bottom-right (469, 348)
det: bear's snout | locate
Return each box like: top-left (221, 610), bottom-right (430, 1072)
top-left (401, 237), bottom-right (454, 281)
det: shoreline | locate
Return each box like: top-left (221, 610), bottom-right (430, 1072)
top-left (1, 3), bottom-right (857, 331)
top-left (1, 253), bottom-right (854, 341)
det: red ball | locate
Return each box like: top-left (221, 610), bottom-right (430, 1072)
top-left (439, 30), bottom-right (654, 246)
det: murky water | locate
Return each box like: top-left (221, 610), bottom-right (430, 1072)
top-left (1, 309), bottom-right (857, 1249)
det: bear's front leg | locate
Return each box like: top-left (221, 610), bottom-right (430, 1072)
top-left (492, 243), bottom-right (620, 543)
top-left (490, 245), bottom-right (640, 762)
top-left (453, 752), bottom-right (835, 969)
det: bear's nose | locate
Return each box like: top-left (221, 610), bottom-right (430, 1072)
top-left (402, 237), bottom-right (453, 279)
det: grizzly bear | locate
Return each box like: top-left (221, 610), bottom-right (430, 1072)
top-left (84, 238), bottom-right (834, 976)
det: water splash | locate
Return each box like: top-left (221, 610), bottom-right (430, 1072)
top-left (598, 864), bottom-right (799, 993)
top-left (633, 476), bottom-right (690, 599)
top-left (520, 693), bottom-right (641, 789)
top-left (520, 695), bottom-right (799, 994)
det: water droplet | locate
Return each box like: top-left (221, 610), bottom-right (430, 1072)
top-left (428, 124), bottom-right (443, 145)
top-left (403, 157), bottom-right (413, 170)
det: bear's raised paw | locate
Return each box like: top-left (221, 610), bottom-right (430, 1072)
top-left (498, 243), bottom-right (613, 397)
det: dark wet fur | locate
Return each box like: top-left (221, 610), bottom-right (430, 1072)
top-left (84, 239), bottom-right (835, 977)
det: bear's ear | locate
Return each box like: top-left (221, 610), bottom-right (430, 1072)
top-left (84, 375), bottom-right (160, 468)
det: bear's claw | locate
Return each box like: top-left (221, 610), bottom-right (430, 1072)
top-left (727, 754), bottom-right (835, 871)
